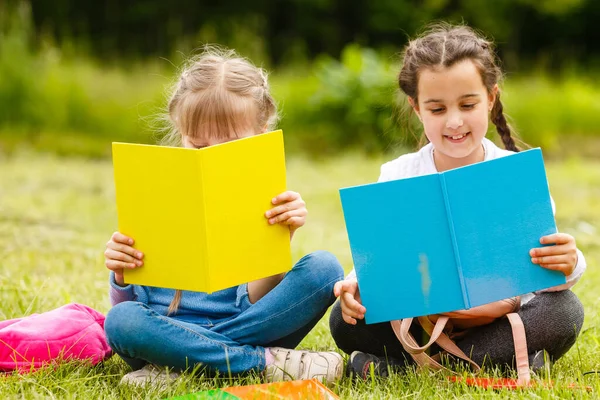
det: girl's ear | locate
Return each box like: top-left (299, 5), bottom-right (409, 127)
top-left (408, 96), bottom-right (422, 121)
top-left (489, 84), bottom-right (499, 111)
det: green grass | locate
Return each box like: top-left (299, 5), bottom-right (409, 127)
top-left (0, 151), bottom-right (599, 398)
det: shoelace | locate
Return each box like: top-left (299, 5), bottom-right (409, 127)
top-left (361, 361), bottom-right (374, 379)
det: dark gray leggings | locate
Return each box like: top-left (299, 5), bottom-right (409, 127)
top-left (329, 290), bottom-right (584, 369)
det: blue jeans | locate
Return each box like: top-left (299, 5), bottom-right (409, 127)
top-left (104, 250), bottom-right (344, 375)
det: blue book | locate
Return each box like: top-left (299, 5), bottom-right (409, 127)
top-left (339, 148), bottom-right (566, 324)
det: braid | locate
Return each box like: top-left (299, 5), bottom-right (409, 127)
top-left (490, 92), bottom-right (519, 152)
top-left (399, 25), bottom-right (529, 152)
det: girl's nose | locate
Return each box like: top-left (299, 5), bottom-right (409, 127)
top-left (446, 114), bottom-right (464, 130)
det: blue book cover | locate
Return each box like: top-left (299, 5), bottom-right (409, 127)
top-left (339, 148), bottom-right (566, 324)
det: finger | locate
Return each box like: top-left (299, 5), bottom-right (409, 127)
top-left (539, 263), bottom-right (571, 271)
top-left (111, 232), bottom-right (135, 245)
top-left (104, 248), bottom-right (143, 265)
top-left (271, 191), bottom-right (301, 205)
top-left (531, 255), bottom-right (570, 265)
top-left (106, 241), bottom-right (144, 260)
top-left (265, 200), bottom-right (306, 219)
top-left (268, 208), bottom-right (307, 225)
top-left (535, 250), bottom-right (577, 266)
top-left (539, 263), bottom-right (574, 275)
top-left (271, 217), bottom-right (306, 228)
top-left (340, 302), bottom-right (364, 321)
top-left (337, 280), bottom-right (358, 296)
top-left (340, 293), bottom-right (364, 314)
top-left (333, 281), bottom-right (343, 297)
top-left (285, 217), bottom-right (305, 229)
top-left (342, 313), bottom-right (357, 325)
top-left (530, 244), bottom-right (572, 258)
top-left (105, 259), bottom-right (137, 271)
top-left (539, 233), bottom-right (574, 245)
top-left (340, 292), bottom-right (367, 317)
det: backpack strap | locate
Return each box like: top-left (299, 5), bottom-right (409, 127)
top-left (506, 312), bottom-right (530, 385)
top-left (390, 318), bottom-right (448, 371)
top-left (392, 316), bottom-right (449, 354)
top-left (391, 312), bottom-right (531, 386)
top-left (417, 316), bottom-right (481, 372)
top-left (391, 316), bottom-right (481, 372)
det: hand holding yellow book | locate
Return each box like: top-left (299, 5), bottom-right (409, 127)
top-left (112, 130), bottom-right (292, 293)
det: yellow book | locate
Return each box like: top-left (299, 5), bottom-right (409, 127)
top-left (112, 130), bottom-right (291, 293)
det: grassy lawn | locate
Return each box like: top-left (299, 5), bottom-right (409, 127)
top-left (0, 151), bottom-right (598, 398)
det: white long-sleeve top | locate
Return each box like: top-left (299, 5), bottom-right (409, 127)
top-left (346, 138), bottom-right (586, 305)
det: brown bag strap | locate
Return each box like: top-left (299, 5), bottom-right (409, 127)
top-left (390, 318), bottom-right (448, 370)
top-left (391, 312), bottom-right (531, 386)
top-left (391, 316), bottom-right (480, 372)
top-left (417, 316), bottom-right (481, 372)
top-left (392, 316), bottom-right (449, 354)
top-left (506, 312), bottom-right (530, 385)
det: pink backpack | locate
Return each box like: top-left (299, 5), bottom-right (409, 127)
top-left (0, 303), bottom-right (112, 372)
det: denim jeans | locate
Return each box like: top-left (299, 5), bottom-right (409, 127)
top-left (104, 250), bottom-right (344, 375)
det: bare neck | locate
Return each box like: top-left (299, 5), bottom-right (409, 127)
top-left (433, 144), bottom-right (485, 172)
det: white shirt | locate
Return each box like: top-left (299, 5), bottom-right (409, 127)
top-left (346, 138), bottom-right (587, 305)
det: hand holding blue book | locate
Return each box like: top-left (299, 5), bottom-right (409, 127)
top-left (340, 149), bottom-right (566, 324)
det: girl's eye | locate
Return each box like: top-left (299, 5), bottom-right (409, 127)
top-left (430, 108), bottom-right (444, 114)
top-left (462, 103), bottom-right (476, 109)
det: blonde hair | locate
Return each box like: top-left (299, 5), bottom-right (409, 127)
top-left (161, 46), bottom-right (279, 147)
top-left (163, 47), bottom-right (278, 315)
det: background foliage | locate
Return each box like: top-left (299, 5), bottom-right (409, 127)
top-left (24, 0), bottom-right (600, 70)
top-left (1, 1), bottom-right (600, 157)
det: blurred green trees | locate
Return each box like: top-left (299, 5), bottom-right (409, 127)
top-left (295, 46), bottom-right (406, 153)
top-left (22, 0), bottom-right (600, 70)
top-left (1, 0), bottom-right (599, 156)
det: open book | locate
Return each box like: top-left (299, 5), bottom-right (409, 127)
top-left (339, 148), bottom-right (566, 324)
top-left (112, 130), bottom-right (292, 293)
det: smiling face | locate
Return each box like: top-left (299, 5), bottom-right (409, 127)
top-left (411, 59), bottom-right (497, 172)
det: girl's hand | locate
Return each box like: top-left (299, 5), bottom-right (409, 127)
top-left (104, 232), bottom-right (144, 286)
top-left (265, 191), bottom-right (307, 237)
top-left (333, 279), bottom-right (366, 325)
top-left (530, 233), bottom-right (578, 276)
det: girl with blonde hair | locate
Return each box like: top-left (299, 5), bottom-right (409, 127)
top-left (103, 48), bottom-right (344, 386)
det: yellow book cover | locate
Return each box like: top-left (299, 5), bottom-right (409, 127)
top-left (112, 130), bottom-right (291, 293)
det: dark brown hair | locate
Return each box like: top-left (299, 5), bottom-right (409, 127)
top-left (398, 23), bottom-right (519, 152)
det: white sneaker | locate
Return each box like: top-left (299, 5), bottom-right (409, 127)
top-left (119, 364), bottom-right (181, 387)
top-left (265, 347), bottom-right (343, 385)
